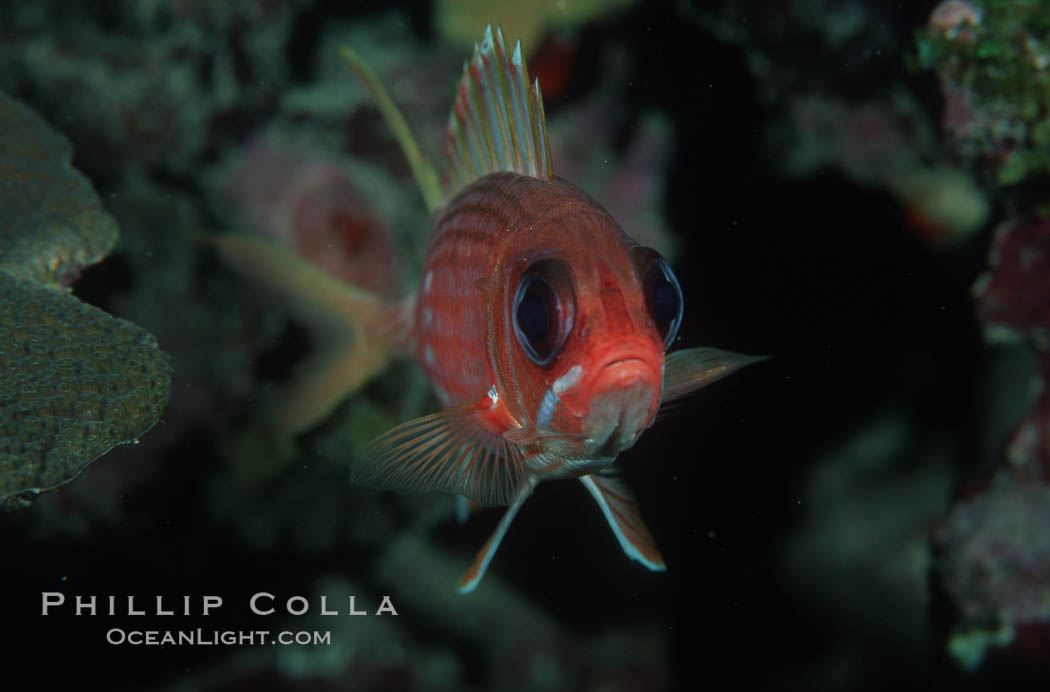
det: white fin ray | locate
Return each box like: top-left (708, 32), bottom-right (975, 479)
top-left (443, 24), bottom-right (554, 199)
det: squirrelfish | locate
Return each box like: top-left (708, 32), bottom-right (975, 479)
top-left (220, 25), bottom-right (761, 593)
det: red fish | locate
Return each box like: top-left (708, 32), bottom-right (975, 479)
top-left (344, 26), bottom-right (763, 592)
top-left (221, 26), bottom-right (762, 592)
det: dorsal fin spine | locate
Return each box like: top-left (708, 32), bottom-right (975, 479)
top-left (442, 24), bottom-right (554, 199)
top-left (483, 36), bottom-right (514, 171)
top-left (475, 29), bottom-right (504, 171)
top-left (463, 81), bottom-right (487, 179)
top-left (467, 67), bottom-right (496, 172)
top-left (533, 78), bottom-right (552, 176)
top-left (509, 41), bottom-right (536, 176)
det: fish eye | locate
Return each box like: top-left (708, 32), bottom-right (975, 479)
top-left (636, 250), bottom-right (683, 348)
top-left (512, 259), bottom-right (574, 367)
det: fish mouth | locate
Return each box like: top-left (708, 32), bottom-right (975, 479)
top-left (603, 356), bottom-right (648, 368)
top-left (580, 355), bottom-right (661, 457)
top-left (591, 355), bottom-right (660, 393)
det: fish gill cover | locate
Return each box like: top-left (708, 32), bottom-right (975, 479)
top-left (0, 92), bottom-right (172, 509)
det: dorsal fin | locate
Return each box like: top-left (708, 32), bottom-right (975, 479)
top-left (443, 24), bottom-right (554, 199)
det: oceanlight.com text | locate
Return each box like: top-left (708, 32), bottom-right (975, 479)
top-left (105, 628), bottom-right (331, 646)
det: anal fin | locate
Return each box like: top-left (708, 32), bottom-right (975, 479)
top-left (581, 474), bottom-right (665, 571)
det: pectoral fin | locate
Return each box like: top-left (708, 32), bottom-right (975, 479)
top-left (661, 347), bottom-right (768, 405)
top-left (351, 403), bottom-right (530, 507)
top-left (581, 473), bottom-right (665, 571)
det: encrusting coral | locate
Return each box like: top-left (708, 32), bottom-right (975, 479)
top-left (0, 92), bottom-right (172, 509)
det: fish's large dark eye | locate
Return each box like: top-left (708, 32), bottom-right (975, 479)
top-left (513, 259), bottom-right (574, 366)
top-left (641, 255), bottom-right (683, 348)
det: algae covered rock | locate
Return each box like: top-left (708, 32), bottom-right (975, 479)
top-left (0, 91), bottom-right (172, 508)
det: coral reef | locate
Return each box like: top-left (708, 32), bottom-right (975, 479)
top-left (0, 92), bottom-right (117, 286)
top-left (917, 0), bottom-right (1050, 191)
top-left (0, 0), bottom-right (311, 178)
top-left (937, 479), bottom-right (1050, 671)
top-left (0, 274), bottom-right (171, 508)
top-left (0, 92), bottom-right (172, 509)
top-left (934, 217), bottom-right (1050, 672)
top-left (917, 2), bottom-right (1050, 671)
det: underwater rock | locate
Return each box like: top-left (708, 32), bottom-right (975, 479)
top-left (0, 92), bottom-right (172, 509)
